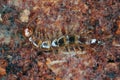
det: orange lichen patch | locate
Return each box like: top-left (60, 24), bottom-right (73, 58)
top-left (0, 59), bottom-right (8, 69)
top-left (37, 61), bottom-right (44, 67)
top-left (105, 63), bottom-right (118, 71)
top-left (116, 19), bottom-right (120, 35)
top-left (46, 58), bottom-right (52, 65)
top-left (112, 39), bottom-right (120, 46)
top-left (56, 77), bottom-right (62, 80)
top-left (0, 67), bottom-right (6, 77)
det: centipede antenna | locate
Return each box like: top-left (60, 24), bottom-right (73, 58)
top-left (38, 31), bottom-right (41, 39)
top-left (26, 12), bottom-right (39, 28)
top-left (59, 27), bottom-right (63, 37)
top-left (53, 30), bottom-right (57, 39)
top-left (66, 26), bottom-right (68, 35)
top-left (45, 28), bottom-right (49, 40)
top-left (25, 0), bottom-right (42, 28)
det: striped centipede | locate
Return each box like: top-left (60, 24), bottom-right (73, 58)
top-left (22, 9), bottom-right (104, 53)
top-left (23, 26), bottom-right (104, 53)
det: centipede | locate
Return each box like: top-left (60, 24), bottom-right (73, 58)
top-left (22, 25), bottom-right (104, 54)
top-left (22, 8), bottom-right (104, 54)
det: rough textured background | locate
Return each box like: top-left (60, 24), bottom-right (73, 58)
top-left (0, 0), bottom-right (120, 80)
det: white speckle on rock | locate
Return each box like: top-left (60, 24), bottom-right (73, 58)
top-left (20, 9), bottom-right (30, 22)
top-left (0, 14), bottom-right (3, 22)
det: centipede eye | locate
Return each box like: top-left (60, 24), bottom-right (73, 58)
top-left (23, 27), bottom-right (33, 37)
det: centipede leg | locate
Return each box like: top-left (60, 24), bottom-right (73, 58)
top-left (51, 48), bottom-right (57, 54)
top-left (63, 46), bottom-right (69, 53)
top-left (73, 46), bottom-right (77, 54)
top-left (76, 45), bottom-right (82, 51)
top-left (57, 48), bottom-right (61, 54)
top-left (67, 46), bottom-right (71, 53)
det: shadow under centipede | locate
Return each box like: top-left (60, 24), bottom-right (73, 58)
top-left (37, 51), bottom-right (44, 56)
top-left (37, 50), bottom-right (53, 56)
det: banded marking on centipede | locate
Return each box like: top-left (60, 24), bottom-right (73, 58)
top-left (23, 27), bottom-right (104, 52)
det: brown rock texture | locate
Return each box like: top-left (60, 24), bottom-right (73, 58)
top-left (0, 0), bottom-right (120, 80)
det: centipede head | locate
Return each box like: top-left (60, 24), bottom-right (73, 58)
top-left (23, 27), bottom-right (33, 38)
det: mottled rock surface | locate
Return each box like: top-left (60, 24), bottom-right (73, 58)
top-left (0, 0), bottom-right (120, 80)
